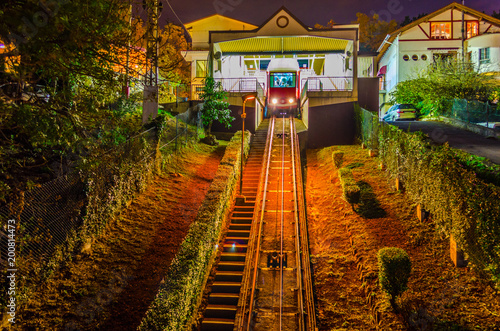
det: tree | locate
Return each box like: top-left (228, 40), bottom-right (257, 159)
top-left (0, 0), bottom-right (145, 198)
top-left (492, 10), bottom-right (500, 19)
top-left (400, 13), bottom-right (427, 27)
top-left (199, 76), bottom-right (234, 143)
top-left (391, 58), bottom-right (500, 116)
top-left (314, 19), bottom-right (336, 29)
top-left (353, 13), bottom-right (398, 52)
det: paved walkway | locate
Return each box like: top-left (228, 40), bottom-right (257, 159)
top-left (392, 120), bottom-right (500, 164)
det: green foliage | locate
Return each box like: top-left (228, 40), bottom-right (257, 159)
top-left (139, 131), bottom-right (251, 331)
top-left (332, 151), bottom-right (344, 169)
top-left (378, 247), bottom-right (411, 306)
top-left (391, 59), bottom-right (500, 116)
top-left (353, 12), bottom-right (399, 52)
top-left (199, 76), bottom-right (234, 136)
top-left (338, 167), bottom-right (361, 204)
top-left (356, 107), bottom-right (500, 288)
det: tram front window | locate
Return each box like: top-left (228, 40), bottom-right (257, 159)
top-left (270, 73), bottom-right (296, 88)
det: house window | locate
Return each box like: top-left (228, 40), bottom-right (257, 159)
top-left (403, 55), bottom-right (409, 61)
top-left (412, 55), bottom-right (419, 61)
top-left (433, 52), bottom-right (456, 63)
top-left (421, 54), bottom-right (428, 61)
top-left (479, 48), bottom-right (490, 63)
top-left (260, 60), bottom-right (271, 70)
top-left (467, 22), bottom-right (479, 39)
top-left (195, 60), bottom-right (207, 78)
top-left (430, 22), bottom-right (451, 39)
top-left (298, 59), bottom-right (309, 69)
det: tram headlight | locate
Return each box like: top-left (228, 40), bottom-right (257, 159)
top-left (288, 98), bottom-right (294, 104)
top-left (272, 98), bottom-right (278, 104)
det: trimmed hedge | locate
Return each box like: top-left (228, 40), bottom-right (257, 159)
top-left (338, 167), bottom-right (361, 204)
top-left (355, 105), bottom-right (500, 286)
top-left (377, 247), bottom-right (411, 306)
top-left (138, 130), bottom-right (251, 331)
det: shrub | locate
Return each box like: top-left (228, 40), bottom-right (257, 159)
top-left (338, 167), bottom-right (361, 204)
top-left (138, 130), bottom-right (251, 331)
top-left (378, 247), bottom-right (411, 308)
top-left (332, 151), bottom-right (344, 169)
top-left (356, 106), bottom-right (500, 288)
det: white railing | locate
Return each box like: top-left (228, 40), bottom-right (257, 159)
top-left (300, 77), bottom-right (353, 91)
top-left (214, 78), bottom-right (259, 93)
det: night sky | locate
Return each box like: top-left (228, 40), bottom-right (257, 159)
top-left (158, 0), bottom-right (498, 27)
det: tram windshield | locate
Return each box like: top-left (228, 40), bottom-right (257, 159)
top-left (270, 73), bottom-right (296, 88)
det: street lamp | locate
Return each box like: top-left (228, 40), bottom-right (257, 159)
top-left (239, 94), bottom-right (256, 198)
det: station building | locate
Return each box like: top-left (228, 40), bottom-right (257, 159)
top-left (184, 7), bottom-right (378, 147)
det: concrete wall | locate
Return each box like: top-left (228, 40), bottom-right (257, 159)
top-left (307, 102), bottom-right (356, 148)
top-left (358, 77), bottom-right (380, 112)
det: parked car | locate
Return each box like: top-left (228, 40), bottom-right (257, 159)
top-left (382, 104), bottom-right (417, 121)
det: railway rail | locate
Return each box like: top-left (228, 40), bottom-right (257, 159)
top-left (200, 116), bottom-right (315, 331)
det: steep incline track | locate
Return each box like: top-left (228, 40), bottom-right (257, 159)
top-left (201, 117), bottom-right (315, 331)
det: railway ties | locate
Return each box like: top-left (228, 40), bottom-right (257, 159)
top-left (201, 117), bottom-right (315, 331)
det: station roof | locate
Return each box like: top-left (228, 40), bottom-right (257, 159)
top-left (217, 36), bottom-right (349, 54)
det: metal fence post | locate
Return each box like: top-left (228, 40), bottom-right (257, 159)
top-left (486, 101), bottom-right (490, 129)
top-left (466, 100), bottom-right (469, 123)
top-left (175, 116), bottom-right (178, 152)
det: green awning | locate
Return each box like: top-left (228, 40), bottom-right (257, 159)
top-left (218, 36), bottom-right (349, 54)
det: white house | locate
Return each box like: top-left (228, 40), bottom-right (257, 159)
top-left (184, 14), bottom-right (258, 100)
top-left (182, 7), bottom-right (381, 147)
top-left (377, 2), bottom-right (500, 110)
top-left (467, 32), bottom-right (500, 77)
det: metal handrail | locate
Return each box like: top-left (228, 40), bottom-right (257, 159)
top-left (239, 117), bottom-right (275, 330)
top-left (301, 76), bottom-right (353, 91)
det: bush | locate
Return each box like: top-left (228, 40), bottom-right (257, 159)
top-left (378, 247), bottom-right (411, 307)
top-left (332, 151), bottom-right (344, 169)
top-left (338, 167), bottom-right (361, 204)
top-left (138, 130), bottom-right (251, 331)
top-left (356, 106), bottom-right (500, 287)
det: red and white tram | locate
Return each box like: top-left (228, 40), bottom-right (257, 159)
top-left (266, 58), bottom-right (300, 117)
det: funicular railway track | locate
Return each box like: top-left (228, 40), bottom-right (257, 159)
top-left (201, 117), bottom-right (315, 331)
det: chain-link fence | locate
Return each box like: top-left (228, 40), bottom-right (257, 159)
top-left (451, 99), bottom-right (500, 128)
top-left (0, 110), bottom-right (202, 272)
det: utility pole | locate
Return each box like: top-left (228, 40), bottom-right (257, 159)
top-left (142, 0), bottom-right (162, 124)
top-left (461, 0), bottom-right (465, 62)
top-left (124, 2), bottom-right (132, 98)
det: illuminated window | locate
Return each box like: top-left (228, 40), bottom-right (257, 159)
top-left (467, 22), bottom-right (479, 39)
top-left (270, 73), bottom-right (296, 88)
top-left (430, 22), bottom-right (451, 39)
top-left (195, 60), bottom-right (207, 78)
top-left (479, 48), bottom-right (490, 63)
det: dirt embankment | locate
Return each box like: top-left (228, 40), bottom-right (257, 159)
top-left (16, 143), bottom-right (226, 330)
top-left (306, 145), bottom-right (500, 331)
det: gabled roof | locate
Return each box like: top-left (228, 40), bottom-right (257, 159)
top-left (185, 13), bottom-right (257, 28)
top-left (255, 6), bottom-right (311, 33)
top-left (377, 2), bottom-right (500, 62)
